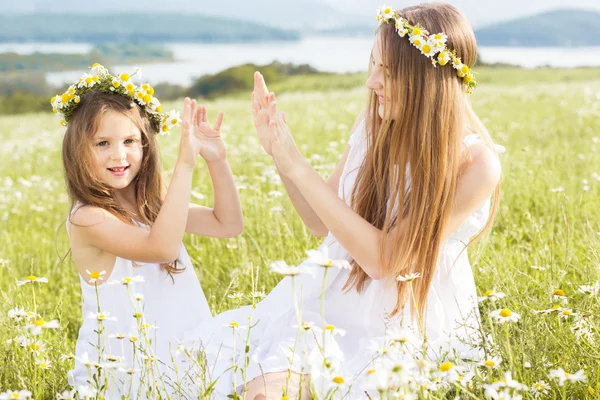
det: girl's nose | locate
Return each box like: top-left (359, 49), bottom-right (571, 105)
top-left (111, 144), bottom-right (127, 161)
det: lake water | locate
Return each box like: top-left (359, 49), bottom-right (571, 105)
top-left (2, 37), bottom-right (599, 86)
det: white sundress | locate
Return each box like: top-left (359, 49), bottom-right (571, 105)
top-left (67, 206), bottom-right (212, 399)
top-left (191, 121), bottom-right (501, 398)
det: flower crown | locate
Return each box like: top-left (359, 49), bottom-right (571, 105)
top-left (50, 63), bottom-right (181, 134)
top-left (376, 5), bottom-right (476, 93)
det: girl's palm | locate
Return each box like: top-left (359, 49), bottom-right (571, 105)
top-left (192, 105), bottom-right (226, 162)
top-left (252, 72), bottom-right (274, 155)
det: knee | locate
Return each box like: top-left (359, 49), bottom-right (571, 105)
top-left (253, 395), bottom-right (266, 400)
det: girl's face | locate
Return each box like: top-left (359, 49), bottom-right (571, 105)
top-left (90, 111), bottom-right (143, 192)
top-left (366, 33), bottom-right (391, 119)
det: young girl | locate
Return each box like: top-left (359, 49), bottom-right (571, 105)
top-left (197, 3), bottom-right (502, 399)
top-left (57, 65), bottom-right (243, 398)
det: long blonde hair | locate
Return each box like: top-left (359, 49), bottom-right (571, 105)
top-left (343, 3), bottom-right (499, 320)
top-left (62, 91), bottom-right (183, 274)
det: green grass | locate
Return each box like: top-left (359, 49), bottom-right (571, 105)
top-left (1, 68), bottom-right (600, 398)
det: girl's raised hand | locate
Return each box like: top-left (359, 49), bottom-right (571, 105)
top-left (178, 98), bottom-right (226, 168)
top-left (251, 72), bottom-right (273, 155)
top-left (178, 97), bottom-right (199, 169)
top-left (194, 105), bottom-right (226, 162)
top-left (266, 96), bottom-right (305, 178)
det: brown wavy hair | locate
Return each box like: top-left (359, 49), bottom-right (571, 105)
top-left (343, 3), bottom-right (499, 321)
top-left (62, 91), bottom-right (183, 274)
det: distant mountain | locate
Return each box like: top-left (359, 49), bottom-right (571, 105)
top-left (474, 9), bottom-right (600, 47)
top-left (1, 0), bottom-right (364, 30)
top-left (313, 8), bottom-right (600, 47)
top-left (0, 14), bottom-right (299, 43)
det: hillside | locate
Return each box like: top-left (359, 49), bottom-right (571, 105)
top-left (474, 9), bottom-right (600, 46)
top-left (1, 0), bottom-right (363, 30)
top-left (0, 13), bottom-right (300, 43)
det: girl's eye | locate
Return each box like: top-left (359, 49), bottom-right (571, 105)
top-left (125, 139), bottom-right (135, 144)
top-left (96, 141), bottom-right (108, 147)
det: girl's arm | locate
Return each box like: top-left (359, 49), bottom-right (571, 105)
top-left (252, 71), bottom-right (362, 237)
top-left (267, 102), bottom-right (501, 280)
top-left (70, 99), bottom-right (220, 263)
top-left (277, 139), bottom-right (350, 237)
top-left (185, 158), bottom-right (243, 238)
top-left (185, 104), bottom-right (243, 237)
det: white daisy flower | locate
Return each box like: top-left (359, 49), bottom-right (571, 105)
top-left (433, 362), bottom-right (460, 383)
top-left (479, 356), bottom-right (503, 369)
top-left (90, 63), bottom-right (108, 76)
top-left (140, 323), bottom-right (158, 330)
top-left (87, 311), bottom-right (117, 322)
top-left (478, 289), bottom-right (507, 303)
top-left (270, 260), bottom-right (311, 276)
top-left (558, 308), bottom-right (576, 319)
top-left (61, 353), bottom-right (76, 361)
top-left (227, 292), bottom-right (244, 299)
top-left (0, 258), bottom-right (10, 267)
top-left (104, 355), bottom-right (123, 363)
top-left (419, 41), bottom-right (438, 57)
top-left (16, 275), bottom-right (48, 286)
top-left (397, 27), bottom-right (409, 37)
top-left (489, 308), bottom-right (520, 323)
top-left (553, 289), bottom-right (568, 303)
top-left (293, 321), bottom-right (315, 331)
top-left (306, 246), bottom-right (351, 270)
top-left (315, 324), bottom-right (347, 337)
top-left (452, 57), bottom-right (464, 70)
top-left (430, 32), bottom-right (448, 48)
top-left (134, 90), bottom-right (149, 105)
top-left (437, 50), bottom-right (451, 66)
top-left (148, 97), bottom-right (162, 113)
top-left (578, 282), bottom-right (600, 295)
top-left (167, 110), bottom-right (182, 127)
top-left (551, 186), bottom-right (565, 193)
top-left (409, 35), bottom-right (425, 49)
top-left (25, 339), bottom-right (46, 355)
top-left (109, 333), bottom-right (126, 340)
top-left (387, 326), bottom-right (420, 347)
top-left (37, 359), bottom-right (51, 369)
top-left (77, 73), bottom-right (98, 89)
top-left (378, 5), bottom-right (395, 20)
top-left (548, 368), bottom-right (586, 386)
top-left (531, 380), bottom-right (550, 396)
top-left (397, 272), bottom-right (421, 282)
top-left (25, 319), bottom-right (60, 335)
top-left (0, 390), bottom-right (33, 399)
top-left (225, 321), bottom-right (246, 330)
top-left (534, 304), bottom-right (562, 314)
top-left (108, 276), bottom-right (144, 286)
top-left (85, 269), bottom-right (106, 284)
top-left (7, 307), bottom-right (35, 321)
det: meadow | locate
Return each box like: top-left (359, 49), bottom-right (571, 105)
top-left (1, 67), bottom-right (600, 398)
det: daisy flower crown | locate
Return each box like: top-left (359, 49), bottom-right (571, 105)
top-left (50, 63), bottom-right (181, 135)
top-left (376, 5), bottom-right (477, 94)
